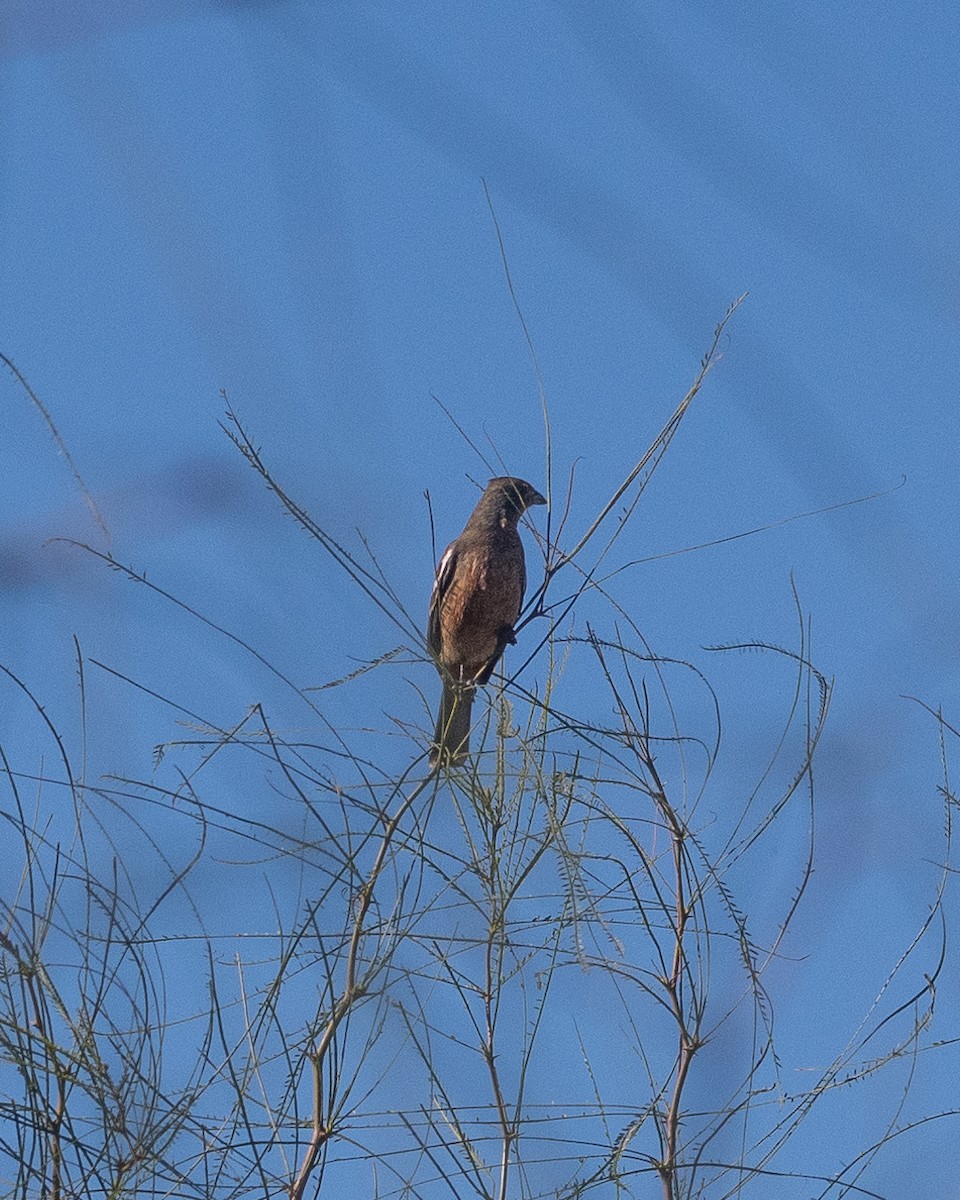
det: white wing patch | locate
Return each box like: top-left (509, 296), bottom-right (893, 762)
top-left (428, 542), bottom-right (459, 656)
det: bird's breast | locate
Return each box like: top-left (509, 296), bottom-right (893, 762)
top-left (438, 540), bottom-right (524, 674)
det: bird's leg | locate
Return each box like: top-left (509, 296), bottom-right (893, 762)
top-left (473, 626), bottom-right (519, 687)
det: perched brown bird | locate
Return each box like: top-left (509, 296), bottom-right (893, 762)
top-left (428, 476), bottom-right (547, 766)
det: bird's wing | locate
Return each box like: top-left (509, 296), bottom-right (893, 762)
top-left (428, 539), bottom-right (459, 657)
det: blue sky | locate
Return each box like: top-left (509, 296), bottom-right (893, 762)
top-left (2, 3), bottom-right (959, 1195)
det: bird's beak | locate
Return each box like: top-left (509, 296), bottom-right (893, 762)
top-left (530, 490), bottom-right (547, 507)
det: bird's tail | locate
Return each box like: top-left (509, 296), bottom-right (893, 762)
top-left (430, 682), bottom-right (474, 767)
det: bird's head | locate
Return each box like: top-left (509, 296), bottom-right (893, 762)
top-left (486, 476), bottom-right (547, 521)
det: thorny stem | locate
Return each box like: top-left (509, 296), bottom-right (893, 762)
top-left (50, 1076), bottom-right (65, 1200)
top-left (288, 774), bottom-right (431, 1200)
top-left (641, 737), bottom-right (698, 1200)
top-left (587, 630), bottom-right (703, 1198)
top-left (483, 832), bottom-right (515, 1200)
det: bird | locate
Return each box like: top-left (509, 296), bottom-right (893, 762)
top-left (428, 476), bottom-right (547, 767)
